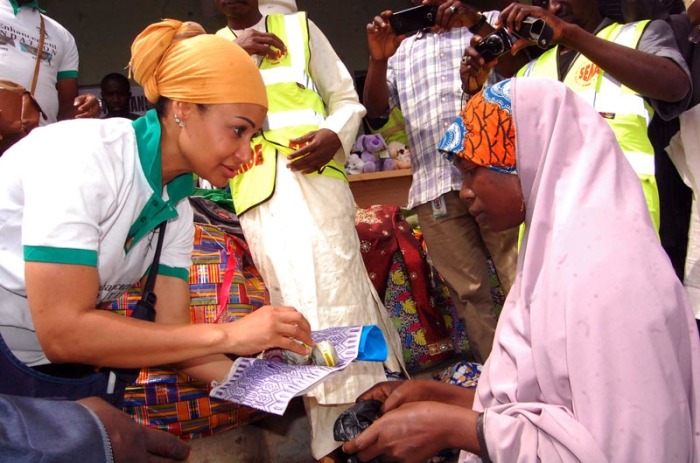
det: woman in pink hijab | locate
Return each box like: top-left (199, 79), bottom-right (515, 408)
top-left (342, 77), bottom-right (700, 462)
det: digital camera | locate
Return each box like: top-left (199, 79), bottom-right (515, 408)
top-left (474, 16), bottom-right (553, 62)
top-left (389, 4), bottom-right (438, 36)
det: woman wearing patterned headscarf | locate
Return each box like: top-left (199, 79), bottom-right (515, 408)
top-left (0, 19), bottom-right (313, 407)
top-left (343, 78), bottom-right (700, 462)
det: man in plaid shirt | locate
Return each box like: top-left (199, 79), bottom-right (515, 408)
top-left (363, 1), bottom-right (518, 363)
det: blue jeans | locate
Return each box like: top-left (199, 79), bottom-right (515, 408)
top-left (0, 332), bottom-right (128, 407)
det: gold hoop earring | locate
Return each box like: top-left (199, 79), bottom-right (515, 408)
top-left (174, 114), bottom-right (185, 128)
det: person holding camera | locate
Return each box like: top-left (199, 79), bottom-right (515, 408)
top-left (462, 0), bottom-right (691, 233)
top-left (363, 0), bottom-right (519, 366)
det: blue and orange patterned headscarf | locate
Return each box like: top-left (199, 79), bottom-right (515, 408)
top-left (438, 79), bottom-right (516, 174)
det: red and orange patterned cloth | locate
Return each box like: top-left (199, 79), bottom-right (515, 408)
top-left (438, 79), bottom-right (517, 174)
top-left (354, 205), bottom-right (471, 372)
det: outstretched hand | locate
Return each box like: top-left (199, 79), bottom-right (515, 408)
top-left (343, 401), bottom-right (477, 463)
top-left (224, 305), bottom-right (315, 356)
top-left (357, 379), bottom-right (476, 413)
top-left (73, 94), bottom-right (101, 119)
top-left (78, 397), bottom-right (190, 462)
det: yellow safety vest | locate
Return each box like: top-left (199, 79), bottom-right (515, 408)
top-left (518, 21), bottom-right (660, 231)
top-left (229, 12), bottom-right (346, 216)
top-left (370, 107), bottom-right (409, 146)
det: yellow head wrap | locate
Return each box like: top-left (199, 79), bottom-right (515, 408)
top-left (129, 19), bottom-right (267, 108)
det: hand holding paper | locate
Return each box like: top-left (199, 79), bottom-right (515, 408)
top-left (210, 325), bottom-right (388, 415)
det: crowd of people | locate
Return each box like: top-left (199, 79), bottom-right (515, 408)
top-left (1, 0), bottom-right (700, 462)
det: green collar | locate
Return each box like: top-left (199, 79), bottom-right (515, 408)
top-left (132, 109), bottom-right (194, 204)
top-left (9, 0), bottom-right (45, 15)
top-left (126, 110), bottom-right (193, 252)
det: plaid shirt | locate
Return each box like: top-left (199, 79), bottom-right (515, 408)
top-left (387, 27), bottom-right (473, 209)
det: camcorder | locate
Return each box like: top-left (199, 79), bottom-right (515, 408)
top-left (474, 16), bottom-right (553, 62)
top-left (389, 4), bottom-right (438, 36)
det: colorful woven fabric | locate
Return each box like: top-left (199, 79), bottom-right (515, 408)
top-left (356, 205), bottom-right (469, 372)
top-left (383, 247), bottom-right (469, 372)
top-left (188, 224), bottom-right (266, 324)
top-left (110, 222), bottom-right (270, 439)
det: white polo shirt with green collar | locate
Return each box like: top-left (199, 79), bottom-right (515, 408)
top-left (0, 109), bottom-right (194, 366)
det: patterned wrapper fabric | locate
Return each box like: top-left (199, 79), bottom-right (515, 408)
top-left (109, 222), bottom-right (270, 438)
top-left (355, 205), bottom-right (471, 371)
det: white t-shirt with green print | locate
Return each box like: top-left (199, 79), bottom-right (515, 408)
top-left (0, 0), bottom-right (80, 124)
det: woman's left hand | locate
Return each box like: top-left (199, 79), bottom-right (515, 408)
top-left (343, 401), bottom-right (476, 463)
top-left (73, 93), bottom-right (101, 119)
top-left (286, 129), bottom-right (342, 174)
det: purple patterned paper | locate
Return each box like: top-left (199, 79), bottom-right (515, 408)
top-left (210, 325), bottom-right (363, 415)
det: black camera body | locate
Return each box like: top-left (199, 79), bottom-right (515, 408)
top-left (474, 16), bottom-right (553, 62)
top-left (474, 28), bottom-right (518, 63)
top-left (389, 4), bottom-right (438, 36)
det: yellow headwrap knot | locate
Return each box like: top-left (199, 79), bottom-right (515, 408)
top-left (129, 19), bottom-right (267, 108)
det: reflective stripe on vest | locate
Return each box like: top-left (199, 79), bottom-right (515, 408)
top-left (518, 21), bottom-right (653, 157)
top-left (259, 13), bottom-right (325, 137)
top-left (229, 13), bottom-right (346, 216)
top-left (518, 20), bottom-right (659, 231)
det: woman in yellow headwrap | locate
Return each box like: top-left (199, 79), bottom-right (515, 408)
top-left (0, 19), bottom-right (313, 409)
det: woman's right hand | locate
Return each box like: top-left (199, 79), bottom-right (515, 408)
top-left (223, 305), bottom-right (314, 356)
top-left (367, 11), bottom-right (403, 61)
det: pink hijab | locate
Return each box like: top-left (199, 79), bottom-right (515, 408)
top-left (462, 78), bottom-right (700, 462)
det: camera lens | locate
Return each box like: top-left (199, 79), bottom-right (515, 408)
top-left (482, 35), bottom-right (505, 55)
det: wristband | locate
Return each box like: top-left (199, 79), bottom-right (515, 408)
top-left (468, 13), bottom-right (487, 35)
top-left (476, 412), bottom-right (492, 463)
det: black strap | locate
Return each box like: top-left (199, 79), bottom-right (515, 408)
top-left (130, 221), bottom-right (167, 322)
top-left (112, 221), bottom-right (167, 386)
